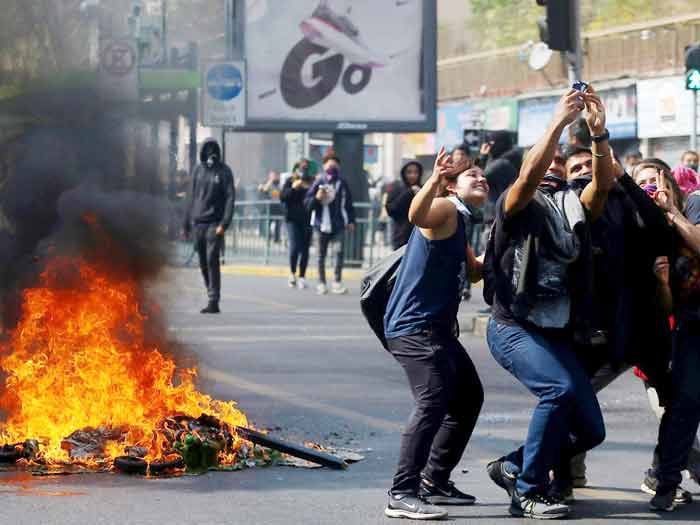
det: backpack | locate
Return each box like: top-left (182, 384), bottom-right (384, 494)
top-left (360, 245), bottom-right (407, 349)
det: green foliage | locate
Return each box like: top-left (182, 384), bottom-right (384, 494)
top-left (462, 0), bottom-right (699, 53)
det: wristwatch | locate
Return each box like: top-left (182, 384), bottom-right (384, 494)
top-left (591, 129), bottom-right (610, 143)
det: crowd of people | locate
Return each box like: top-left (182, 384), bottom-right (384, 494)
top-left (178, 88), bottom-right (700, 520)
top-left (377, 85), bottom-right (700, 520)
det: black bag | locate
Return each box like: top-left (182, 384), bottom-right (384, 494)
top-left (360, 245), bottom-right (407, 349)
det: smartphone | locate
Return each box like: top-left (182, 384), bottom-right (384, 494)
top-left (572, 81), bottom-right (588, 92)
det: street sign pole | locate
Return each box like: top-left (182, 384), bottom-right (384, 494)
top-left (693, 89), bottom-right (698, 152)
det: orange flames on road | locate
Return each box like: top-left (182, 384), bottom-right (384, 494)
top-left (0, 256), bottom-right (247, 465)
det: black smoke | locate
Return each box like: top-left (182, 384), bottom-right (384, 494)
top-left (0, 90), bottom-right (173, 331)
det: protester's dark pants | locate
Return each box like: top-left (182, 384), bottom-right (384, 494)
top-left (387, 328), bottom-right (484, 494)
top-left (655, 324), bottom-right (700, 493)
top-left (194, 224), bottom-right (223, 304)
top-left (318, 231), bottom-right (345, 284)
top-left (287, 221), bottom-right (312, 277)
top-left (487, 319), bottom-right (606, 496)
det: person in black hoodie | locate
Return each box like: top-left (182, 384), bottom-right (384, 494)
top-left (183, 138), bottom-right (236, 314)
top-left (280, 159), bottom-right (314, 289)
top-left (478, 130), bottom-right (522, 207)
top-left (385, 161), bottom-right (423, 250)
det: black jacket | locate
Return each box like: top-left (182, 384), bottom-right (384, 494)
top-left (184, 139), bottom-right (236, 231)
top-left (280, 177), bottom-right (312, 225)
top-left (385, 161), bottom-right (423, 249)
top-left (575, 173), bottom-right (672, 389)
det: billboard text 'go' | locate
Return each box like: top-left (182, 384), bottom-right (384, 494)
top-left (280, 39), bottom-right (372, 109)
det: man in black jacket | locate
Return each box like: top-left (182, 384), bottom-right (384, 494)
top-left (184, 138), bottom-right (236, 314)
top-left (562, 146), bottom-right (675, 495)
top-left (385, 161), bottom-right (423, 250)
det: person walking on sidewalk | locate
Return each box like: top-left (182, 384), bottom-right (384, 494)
top-left (484, 87), bottom-right (613, 519)
top-left (305, 154), bottom-right (356, 295)
top-left (385, 160), bottom-right (423, 250)
top-left (281, 159), bottom-right (313, 289)
top-left (183, 138), bottom-right (235, 314)
top-left (383, 148), bottom-right (489, 520)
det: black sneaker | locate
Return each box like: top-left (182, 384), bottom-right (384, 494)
top-left (486, 457), bottom-right (516, 497)
top-left (509, 489), bottom-right (570, 519)
top-left (384, 493), bottom-right (447, 520)
top-left (650, 488), bottom-right (676, 512)
top-left (419, 476), bottom-right (476, 505)
top-left (200, 302), bottom-right (220, 314)
top-left (640, 469), bottom-right (692, 505)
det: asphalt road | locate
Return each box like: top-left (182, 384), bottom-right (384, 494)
top-left (2, 270), bottom-right (700, 525)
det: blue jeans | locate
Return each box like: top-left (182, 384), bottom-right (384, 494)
top-left (655, 324), bottom-right (700, 492)
top-left (487, 319), bottom-right (606, 496)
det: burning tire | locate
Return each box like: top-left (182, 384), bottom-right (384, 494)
top-left (0, 446), bottom-right (22, 463)
top-left (114, 456), bottom-right (148, 474)
top-left (149, 457), bottom-right (185, 474)
top-left (113, 455), bottom-right (185, 475)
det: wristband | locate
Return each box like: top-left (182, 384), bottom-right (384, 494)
top-left (591, 129), bottom-right (610, 143)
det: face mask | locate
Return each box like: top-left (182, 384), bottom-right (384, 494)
top-left (687, 163), bottom-right (699, 172)
top-left (325, 166), bottom-right (339, 180)
top-left (642, 183), bottom-right (657, 197)
top-left (206, 155), bottom-right (218, 168)
top-left (539, 173), bottom-right (568, 194)
top-left (569, 175), bottom-right (592, 193)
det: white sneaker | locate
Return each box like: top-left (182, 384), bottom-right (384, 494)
top-left (297, 278), bottom-right (308, 290)
top-left (331, 282), bottom-right (348, 295)
top-left (288, 275), bottom-right (296, 288)
top-left (316, 283), bottom-right (328, 295)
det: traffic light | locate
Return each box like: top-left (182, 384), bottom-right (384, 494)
top-left (536, 0), bottom-right (574, 52)
top-left (687, 43), bottom-right (700, 91)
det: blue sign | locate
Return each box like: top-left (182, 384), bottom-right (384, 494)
top-left (207, 64), bottom-right (243, 101)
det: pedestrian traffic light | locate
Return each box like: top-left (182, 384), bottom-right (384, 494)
top-left (687, 43), bottom-right (700, 91)
top-left (536, 0), bottom-right (574, 52)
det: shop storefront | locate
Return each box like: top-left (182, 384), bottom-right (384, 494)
top-left (637, 75), bottom-right (700, 167)
top-left (517, 83), bottom-right (638, 154)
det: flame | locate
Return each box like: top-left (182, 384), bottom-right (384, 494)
top-left (0, 256), bottom-right (247, 466)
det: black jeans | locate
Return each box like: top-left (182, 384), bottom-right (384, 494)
top-left (287, 221), bottom-right (312, 277)
top-left (655, 324), bottom-right (700, 492)
top-left (387, 328), bottom-right (484, 494)
top-left (318, 231), bottom-right (345, 284)
top-left (194, 224), bottom-right (223, 303)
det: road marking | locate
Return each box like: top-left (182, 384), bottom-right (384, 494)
top-left (169, 324), bottom-right (361, 333)
top-left (200, 366), bottom-right (401, 432)
top-left (195, 334), bottom-right (371, 344)
top-left (179, 285), bottom-right (296, 311)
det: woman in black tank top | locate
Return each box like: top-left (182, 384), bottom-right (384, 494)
top-left (383, 148), bottom-right (490, 520)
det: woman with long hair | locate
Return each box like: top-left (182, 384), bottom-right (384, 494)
top-left (632, 159), bottom-right (700, 511)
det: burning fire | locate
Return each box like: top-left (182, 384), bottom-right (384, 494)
top-left (0, 255), bottom-right (247, 467)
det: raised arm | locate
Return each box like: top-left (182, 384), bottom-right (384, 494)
top-left (578, 88), bottom-right (614, 220)
top-left (504, 90), bottom-right (582, 217)
top-left (408, 147), bottom-right (459, 229)
top-left (656, 179), bottom-right (700, 255)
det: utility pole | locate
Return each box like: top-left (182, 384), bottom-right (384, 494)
top-left (567, 0), bottom-right (582, 83)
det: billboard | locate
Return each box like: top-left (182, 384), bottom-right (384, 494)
top-left (240, 0), bottom-right (436, 132)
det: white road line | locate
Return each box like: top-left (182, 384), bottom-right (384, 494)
top-left (200, 365), bottom-right (401, 433)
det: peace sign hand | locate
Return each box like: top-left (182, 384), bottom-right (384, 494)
top-left (654, 171), bottom-right (677, 214)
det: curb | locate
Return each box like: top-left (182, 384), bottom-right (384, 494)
top-left (220, 265), bottom-right (364, 281)
top-left (460, 315), bottom-right (490, 337)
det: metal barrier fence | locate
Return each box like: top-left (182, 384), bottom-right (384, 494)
top-left (174, 200), bottom-right (395, 269)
